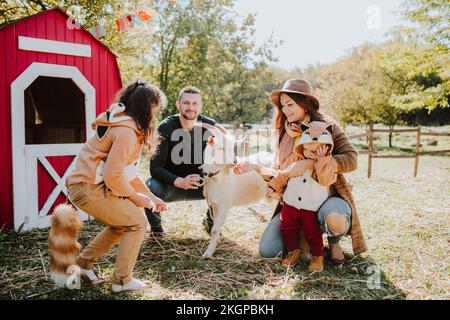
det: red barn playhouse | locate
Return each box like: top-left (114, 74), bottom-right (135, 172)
top-left (0, 8), bottom-right (123, 231)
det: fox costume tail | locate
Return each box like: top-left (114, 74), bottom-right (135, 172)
top-left (48, 204), bottom-right (83, 287)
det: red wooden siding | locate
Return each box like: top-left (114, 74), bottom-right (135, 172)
top-left (0, 8), bottom-right (123, 229)
top-left (37, 155), bottom-right (75, 215)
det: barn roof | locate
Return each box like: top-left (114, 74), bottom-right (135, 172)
top-left (0, 7), bottom-right (118, 57)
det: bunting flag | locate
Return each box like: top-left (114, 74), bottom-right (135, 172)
top-left (86, 4), bottom-right (183, 39)
top-left (89, 24), bottom-right (107, 39)
top-left (136, 10), bottom-right (154, 21)
top-left (115, 16), bottom-right (133, 32)
top-left (129, 13), bottom-right (144, 27)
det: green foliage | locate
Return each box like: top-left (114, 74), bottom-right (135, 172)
top-left (1, 0), bottom-right (279, 124)
top-left (309, 0), bottom-right (449, 126)
top-left (146, 0), bottom-right (280, 123)
top-left (0, 0), bottom-right (447, 126)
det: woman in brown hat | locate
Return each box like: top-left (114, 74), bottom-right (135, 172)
top-left (235, 78), bottom-right (367, 266)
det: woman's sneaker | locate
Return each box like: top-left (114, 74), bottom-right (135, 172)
top-left (111, 278), bottom-right (147, 293)
top-left (281, 249), bottom-right (302, 266)
top-left (308, 256), bottom-right (324, 272)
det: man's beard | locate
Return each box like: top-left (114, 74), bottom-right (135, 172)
top-left (181, 110), bottom-right (198, 120)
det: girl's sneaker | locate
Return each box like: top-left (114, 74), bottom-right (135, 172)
top-left (111, 278), bottom-right (147, 293)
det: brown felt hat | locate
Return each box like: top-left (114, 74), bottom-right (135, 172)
top-left (270, 78), bottom-right (320, 110)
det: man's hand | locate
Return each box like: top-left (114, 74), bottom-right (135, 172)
top-left (174, 174), bottom-right (202, 190)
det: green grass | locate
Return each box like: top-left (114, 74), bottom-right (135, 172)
top-left (0, 127), bottom-right (449, 300)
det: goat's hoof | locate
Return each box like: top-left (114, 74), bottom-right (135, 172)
top-left (202, 251), bottom-right (214, 258)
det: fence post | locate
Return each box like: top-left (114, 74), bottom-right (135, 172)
top-left (256, 129), bottom-right (260, 154)
top-left (368, 122), bottom-right (373, 178)
top-left (244, 127), bottom-right (250, 158)
top-left (414, 126), bottom-right (421, 177)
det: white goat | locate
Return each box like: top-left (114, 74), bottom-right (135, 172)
top-left (198, 124), bottom-right (269, 258)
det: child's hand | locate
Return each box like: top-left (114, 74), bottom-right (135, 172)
top-left (316, 145), bottom-right (329, 158)
top-left (266, 188), bottom-right (280, 202)
top-left (130, 193), bottom-right (154, 209)
top-left (233, 162), bottom-right (261, 175)
top-left (151, 196), bottom-right (167, 212)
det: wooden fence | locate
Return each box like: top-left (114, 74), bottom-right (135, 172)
top-left (225, 124), bottom-right (449, 178)
top-left (351, 124), bottom-right (450, 178)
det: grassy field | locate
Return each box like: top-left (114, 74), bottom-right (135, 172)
top-left (0, 128), bottom-right (449, 300)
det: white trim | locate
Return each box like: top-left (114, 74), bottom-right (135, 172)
top-left (18, 36), bottom-right (92, 57)
top-left (11, 62), bottom-right (96, 231)
top-left (37, 156), bottom-right (77, 216)
top-left (24, 144), bottom-right (83, 157)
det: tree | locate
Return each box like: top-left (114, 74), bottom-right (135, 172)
top-left (148, 0), bottom-right (280, 122)
top-left (1, 0), bottom-right (280, 125)
top-left (313, 0), bottom-right (449, 145)
top-left (380, 0), bottom-right (449, 113)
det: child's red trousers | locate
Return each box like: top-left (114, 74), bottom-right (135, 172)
top-left (280, 203), bottom-right (323, 256)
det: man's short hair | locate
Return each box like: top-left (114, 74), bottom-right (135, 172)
top-left (178, 86), bottom-right (202, 102)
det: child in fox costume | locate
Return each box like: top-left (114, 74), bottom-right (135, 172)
top-left (267, 121), bottom-right (337, 272)
top-left (49, 79), bottom-right (167, 292)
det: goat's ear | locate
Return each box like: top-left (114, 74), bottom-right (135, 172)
top-left (326, 124), bottom-right (333, 135)
top-left (208, 136), bottom-right (215, 145)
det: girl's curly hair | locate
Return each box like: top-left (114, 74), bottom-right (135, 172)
top-left (115, 79), bottom-right (167, 157)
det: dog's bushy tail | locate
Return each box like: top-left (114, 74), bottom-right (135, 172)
top-left (48, 204), bottom-right (82, 287)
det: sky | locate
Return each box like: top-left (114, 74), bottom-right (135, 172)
top-left (233, 0), bottom-right (405, 70)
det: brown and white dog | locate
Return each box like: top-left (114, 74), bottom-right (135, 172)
top-left (48, 204), bottom-right (82, 288)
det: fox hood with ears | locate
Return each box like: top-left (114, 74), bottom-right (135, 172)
top-left (293, 121), bottom-right (334, 156)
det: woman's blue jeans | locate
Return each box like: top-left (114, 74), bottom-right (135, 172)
top-left (259, 197), bottom-right (352, 258)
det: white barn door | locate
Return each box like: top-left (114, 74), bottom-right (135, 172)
top-left (11, 62), bottom-right (96, 231)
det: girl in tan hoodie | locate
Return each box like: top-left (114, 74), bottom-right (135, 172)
top-left (66, 79), bottom-right (167, 293)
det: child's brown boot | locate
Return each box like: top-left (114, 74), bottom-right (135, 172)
top-left (308, 256), bottom-right (324, 272)
top-left (281, 249), bottom-right (302, 266)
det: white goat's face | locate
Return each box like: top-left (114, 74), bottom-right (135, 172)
top-left (202, 134), bottom-right (236, 173)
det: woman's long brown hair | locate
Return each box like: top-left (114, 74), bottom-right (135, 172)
top-left (272, 92), bottom-right (325, 142)
top-left (116, 79), bottom-right (167, 158)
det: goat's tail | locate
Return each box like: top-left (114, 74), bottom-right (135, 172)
top-left (48, 204), bottom-right (82, 287)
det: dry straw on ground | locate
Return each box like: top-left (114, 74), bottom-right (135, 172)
top-left (0, 154), bottom-right (449, 300)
